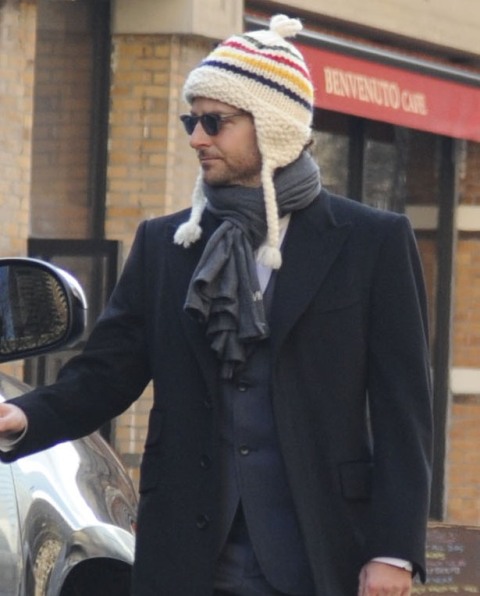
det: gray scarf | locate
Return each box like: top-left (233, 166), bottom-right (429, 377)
top-left (184, 151), bottom-right (321, 379)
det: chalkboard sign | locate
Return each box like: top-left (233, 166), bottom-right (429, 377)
top-left (413, 523), bottom-right (480, 594)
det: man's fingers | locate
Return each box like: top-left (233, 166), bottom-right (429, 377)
top-left (0, 403), bottom-right (28, 436)
top-left (359, 561), bottom-right (412, 596)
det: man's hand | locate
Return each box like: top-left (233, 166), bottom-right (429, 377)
top-left (358, 561), bottom-right (412, 596)
top-left (0, 402), bottom-right (28, 438)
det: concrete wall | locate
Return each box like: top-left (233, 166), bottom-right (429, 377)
top-left (112, 0), bottom-right (243, 39)
top-left (267, 0), bottom-right (480, 56)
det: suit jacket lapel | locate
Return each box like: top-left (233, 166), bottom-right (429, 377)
top-left (270, 192), bottom-right (352, 357)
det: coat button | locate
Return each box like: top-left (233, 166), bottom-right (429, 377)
top-left (239, 445), bottom-right (250, 456)
top-left (237, 383), bottom-right (248, 392)
top-left (196, 514), bottom-right (210, 530)
top-left (203, 398), bottom-right (213, 409)
top-left (200, 455), bottom-right (211, 469)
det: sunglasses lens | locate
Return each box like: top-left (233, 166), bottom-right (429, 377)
top-left (202, 114), bottom-right (220, 136)
top-left (180, 115), bottom-right (196, 135)
top-left (179, 113), bottom-right (223, 136)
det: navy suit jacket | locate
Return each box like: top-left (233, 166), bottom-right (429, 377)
top-left (2, 190), bottom-right (433, 595)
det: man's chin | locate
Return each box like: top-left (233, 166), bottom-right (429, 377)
top-left (201, 170), bottom-right (230, 187)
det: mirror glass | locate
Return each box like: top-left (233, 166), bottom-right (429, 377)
top-left (0, 263), bottom-right (70, 357)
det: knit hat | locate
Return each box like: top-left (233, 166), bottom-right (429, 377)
top-left (174, 14), bottom-right (314, 269)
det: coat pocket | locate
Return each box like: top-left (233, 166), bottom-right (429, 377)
top-left (338, 460), bottom-right (373, 500)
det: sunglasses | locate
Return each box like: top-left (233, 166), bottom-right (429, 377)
top-left (179, 111), bottom-right (246, 136)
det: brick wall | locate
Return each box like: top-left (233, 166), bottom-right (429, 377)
top-left (448, 395), bottom-right (480, 524)
top-left (106, 33), bottom-right (205, 251)
top-left (459, 142), bottom-right (480, 206)
top-left (453, 234), bottom-right (480, 368)
top-left (106, 32), bottom-right (209, 484)
top-left (0, 0), bottom-right (36, 257)
top-left (30, 1), bottom-right (94, 238)
top-left (448, 140), bottom-right (480, 523)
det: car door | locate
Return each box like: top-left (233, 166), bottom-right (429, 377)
top-left (0, 461), bottom-right (22, 595)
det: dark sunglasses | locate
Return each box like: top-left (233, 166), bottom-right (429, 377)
top-left (179, 111), bottom-right (246, 136)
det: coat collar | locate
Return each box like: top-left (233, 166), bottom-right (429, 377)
top-left (166, 191), bottom-right (352, 389)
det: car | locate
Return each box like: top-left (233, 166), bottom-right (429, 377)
top-left (0, 258), bottom-right (137, 595)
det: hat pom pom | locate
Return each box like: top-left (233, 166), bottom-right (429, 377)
top-left (270, 14), bottom-right (303, 38)
top-left (257, 245), bottom-right (282, 269)
top-left (174, 220), bottom-right (202, 247)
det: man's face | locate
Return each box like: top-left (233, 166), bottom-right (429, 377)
top-left (187, 97), bottom-right (262, 188)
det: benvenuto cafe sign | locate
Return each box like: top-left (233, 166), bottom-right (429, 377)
top-left (323, 67), bottom-right (428, 116)
top-left (298, 43), bottom-right (480, 142)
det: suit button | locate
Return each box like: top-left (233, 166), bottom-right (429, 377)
top-left (196, 514), bottom-right (210, 530)
top-left (200, 455), bottom-right (211, 469)
top-left (237, 383), bottom-right (248, 392)
top-left (203, 398), bottom-right (213, 409)
top-left (239, 445), bottom-right (250, 456)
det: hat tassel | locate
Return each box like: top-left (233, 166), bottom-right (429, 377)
top-left (174, 173), bottom-right (206, 247)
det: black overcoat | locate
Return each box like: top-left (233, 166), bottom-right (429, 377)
top-left (3, 190), bottom-right (433, 595)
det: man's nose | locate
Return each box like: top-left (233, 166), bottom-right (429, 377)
top-left (189, 121), bottom-right (211, 148)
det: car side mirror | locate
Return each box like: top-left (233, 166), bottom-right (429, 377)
top-left (0, 258), bottom-right (87, 363)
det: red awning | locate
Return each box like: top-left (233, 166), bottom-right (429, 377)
top-left (298, 42), bottom-right (480, 142)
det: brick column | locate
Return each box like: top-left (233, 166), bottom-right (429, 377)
top-left (0, 0), bottom-right (37, 257)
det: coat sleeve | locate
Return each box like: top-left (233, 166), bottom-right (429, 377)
top-left (1, 221), bottom-right (153, 460)
top-left (366, 213), bottom-right (433, 580)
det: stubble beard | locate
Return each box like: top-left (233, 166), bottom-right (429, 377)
top-left (201, 158), bottom-right (262, 188)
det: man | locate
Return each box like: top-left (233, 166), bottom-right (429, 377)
top-left (0, 14), bottom-right (432, 596)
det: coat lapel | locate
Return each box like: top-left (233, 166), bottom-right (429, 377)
top-left (166, 212), bottom-right (221, 395)
top-left (270, 192), bottom-right (352, 356)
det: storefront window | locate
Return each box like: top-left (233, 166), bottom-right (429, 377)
top-left (311, 111), bottom-right (349, 196)
top-left (363, 123), bottom-right (406, 212)
top-left (363, 122), bottom-right (440, 212)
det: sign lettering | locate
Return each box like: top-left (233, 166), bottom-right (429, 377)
top-left (324, 66), bottom-right (429, 116)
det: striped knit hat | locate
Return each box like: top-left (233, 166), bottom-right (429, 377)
top-left (174, 14), bottom-right (314, 269)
